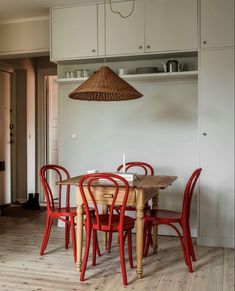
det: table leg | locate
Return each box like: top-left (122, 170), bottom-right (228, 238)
top-left (76, 191), bottom-right (84, 272)
top-left (102, 204), bottom-right (108, 250)
top-left (152, 192), bottom-right (159, 254)
top-left (136, 189), bottom-right (144, 279)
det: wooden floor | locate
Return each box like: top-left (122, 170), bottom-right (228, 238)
top-left (0, 212), bottom-right (234, 291)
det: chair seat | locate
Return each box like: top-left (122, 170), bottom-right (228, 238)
top-left (114, 204), bottom-right (150, 212)
top-left (88, 214), bottom-right (135, 231)
top-left (145, 209), bottom-right (182, 223)
top-left (52, 207), bottom-right (95, 217)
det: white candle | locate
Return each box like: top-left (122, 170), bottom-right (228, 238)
top-left (123, 152), bottom-right (126, 173)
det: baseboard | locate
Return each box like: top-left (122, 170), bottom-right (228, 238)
top-left (197, 236), bottom-right (234, 249)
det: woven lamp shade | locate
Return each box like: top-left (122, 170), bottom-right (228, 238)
top-left (69, 66), bottom-right (143, 101)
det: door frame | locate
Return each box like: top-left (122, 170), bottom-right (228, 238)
top-left (36, 67), bottom-right (57, 202)
top-left (0, 64), bottom-right (27, 204)
top-left (0, 66), bottom-right (13, 205)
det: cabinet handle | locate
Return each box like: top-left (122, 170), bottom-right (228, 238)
top-left (202, 41), bottom-right (207, 45)
top-left (203, 132), bottom-right (207, 136)
top-left (146, 45), bottom-right (151, 49)
top-left (138, 45), bottom-right (143, 49)
top-left (92, 49), bottom-right (96, 53)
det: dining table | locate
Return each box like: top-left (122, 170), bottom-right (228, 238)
top-left (58, 174), bottom-right (177, 279)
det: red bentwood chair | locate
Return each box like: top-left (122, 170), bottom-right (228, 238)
top-left (116, 162), bottom-right (154, 213)
top-left (144, 168), bottom-right (202, 272)
top-left (107, 162), bottom-right (154, 253)
top-left (79, 173), bottom-right (135, 286)
top-left (40, 164), bottom-right (98, 262)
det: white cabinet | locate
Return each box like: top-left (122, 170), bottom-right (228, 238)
top-left (0, 18), bottom-right (49, 57)
top-left (98, 0), bottom-right (145, 56)
top-left (201, 0), bottom-right (234, 48)
top-left (145, 0), bottom-right (198, 52)
top-left (99, 0), bottom-right (198, 56)
top-left (199, 48), bottom-right (234, 247)
top-left (51, 5), bottom-right (98, 61)
top-left (50, 1), bottom-right (199, 61)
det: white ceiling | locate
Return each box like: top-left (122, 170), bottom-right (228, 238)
top-left (0, 0), bottom-right (102, 22)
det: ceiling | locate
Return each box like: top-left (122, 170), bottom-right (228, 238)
top-left (0, 0), bottom-right (102, 22)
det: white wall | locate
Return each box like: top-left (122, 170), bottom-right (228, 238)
top-left (23, 59), bottom-right (36, 194)
top-left (58, 78), bottom-right (199, 234)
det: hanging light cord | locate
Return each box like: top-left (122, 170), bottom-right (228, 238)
top-left (104, 0), bottom-right (107, 64)
top-left (109, 0), bottom-right (136, 18)
top-left (103, 0), bottom-right (135, 65)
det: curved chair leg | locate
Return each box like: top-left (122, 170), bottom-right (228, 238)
top-left (96, 233), bottom-right (101, 257)
top-left (119, 231), bottom-right (128, 285)
top-left (123, 231), bottom-right (128, 243)
top-left (183, 227), bottom-right (193, 272)
top-left (187, 224), bottom-right (196, 261)
top-left (107, 231), bottom-right (113, 253)
top-left (127, 230), bottom-right (134, 269)
top-left (80, 226), bottom-right (92, 281)
top-left (92, 230), bottom-right (98, 266)
top-left (169, 223), bottom-right (188, 266)
top-left (65, 217), bottom-right (70, 249)
top-left (144, 222), bottom-right (152, 257)
top-left (40, 215), bottom-right (53, 255)
top-left (143, 221), bottom-right (146, 255)
top-left (70, 217), bottom-right (77, 262)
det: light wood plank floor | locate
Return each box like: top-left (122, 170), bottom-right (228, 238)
top-left (0, 212), bottom-right (234, 291)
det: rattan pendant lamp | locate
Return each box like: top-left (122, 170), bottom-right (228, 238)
top-left (69, 0), bottom-right (143, 101)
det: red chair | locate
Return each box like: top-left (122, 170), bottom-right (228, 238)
top-left (116, 162), bottom-right (154, 213)
top-left (143, 168), bottom-right (202, 272)
top-left (40, 164), bottom-right (98, 262)
top-left (107, 162), bottom-right (154, 253)
top-left (117, 161), bottom-right (154, 175)
top-left (79, 173), bottom-right (135, 286)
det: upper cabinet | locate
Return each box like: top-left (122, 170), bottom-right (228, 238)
top-left (201, 0), bottom-right (234, 48)
top-left (50, 1), bottom-right (198, 61)
top-left (0, 18), bottom-right (49, 57)
top-left (145, 0), bottom-right (198, 52)
top-left (98, 0), bottom-right (145, 56)
top-left (51, 5), bottom-right (98, 61)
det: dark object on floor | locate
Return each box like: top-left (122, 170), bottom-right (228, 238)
top-left (0, 161), bottom-right (5, 171)
top-left (22, 193), bottom-right (40, 210)
top-left (1, 204), bottom-right (46, 218)
top-left (12, 201), bottom-right (22, 205)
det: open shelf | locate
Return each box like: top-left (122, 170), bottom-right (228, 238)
top-left (56, 70), bottom-right (198, 84)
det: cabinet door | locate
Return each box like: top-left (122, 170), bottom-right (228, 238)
top-left (201, 0), bottom-right (234, 48)
top-left (0, 19), bottom-right (49, 56)
top-left (98, 0), bottom-right (144, 56)
top-left (145, 0), bottom-right (198, 52)
top-left (199, 48), bottom-right (234, 244)
top-left (51, 5), bottom-right (98, 60)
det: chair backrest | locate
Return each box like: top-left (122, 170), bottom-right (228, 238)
top-left (79, 173), bottom-right (129, 231)
top-left (182, 168), bottom-right (202, 223)
top-left (117, 161), bottom-right (154, 176)
top-left (40, 164), bottom-right (70, 212)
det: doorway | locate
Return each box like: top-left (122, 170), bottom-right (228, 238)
top-left (0, 69), bottom-right (12, 205)
top-left (0, 67), bottom-right (27, 205)
top-left (36, 68), bottom-right (58, 202)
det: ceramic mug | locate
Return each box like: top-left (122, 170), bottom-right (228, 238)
top-left (82, 69), bottom-right (90, 77)
top-left (119, 68), bottom-right (128, 76)
top-left (76, 69), bottom-right (83, 77)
